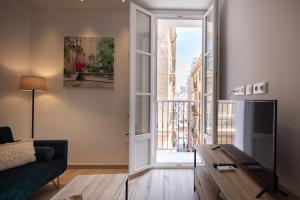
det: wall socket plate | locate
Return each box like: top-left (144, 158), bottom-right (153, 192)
top-left (234, 86), bottom-right (245, 96)
top-left (246, 85), bottom-right (253, 95)
top-left (253, 82), bottom-right (268, 94)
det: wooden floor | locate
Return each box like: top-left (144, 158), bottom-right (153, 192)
top-left (27, 169), bottom-right (197, 200)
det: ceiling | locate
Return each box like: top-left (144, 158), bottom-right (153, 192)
top-left (22, 0), bottom-right (212, 10)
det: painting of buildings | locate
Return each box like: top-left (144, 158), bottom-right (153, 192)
top-left (64, 36), bottom-right (114, 88)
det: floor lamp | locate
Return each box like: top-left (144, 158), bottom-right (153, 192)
top-left (19, 76), bottom-right (47, 139)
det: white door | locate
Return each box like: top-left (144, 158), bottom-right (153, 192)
top-left (129, 3), bottom-right (155, 174)
top-left (202, 0), bottom-right (219, 145)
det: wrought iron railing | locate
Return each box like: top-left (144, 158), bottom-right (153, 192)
top-left (157, 100), bottom-right (235, 151)
top-left (157, 100), bottom-right (201, 152)
top-left (217, 100), bottom-right (235, 144)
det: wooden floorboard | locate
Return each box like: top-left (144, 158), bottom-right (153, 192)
top-left (129, 169), bottom-right (196, 200)
top-left (27, 169), bottom-right (197, 200)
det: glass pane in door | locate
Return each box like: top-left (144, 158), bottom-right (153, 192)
top-left (206, 12), bottom-right (214, 53)
top-left (135, 95), bottom-right (150, 135)
top-left (205, 55), bottom-right (213, 94)
top-left (204, 95), bottom-right (213, 135)
top-left (136, 10), bottom-right (151, 53)
top-left (136, 53), bottom-right (150, 93)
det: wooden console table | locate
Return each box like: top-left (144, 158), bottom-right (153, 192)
top-left (50, 174), bottom-right (128, 200)
top-left (194, 145), bottom-right (296, 200)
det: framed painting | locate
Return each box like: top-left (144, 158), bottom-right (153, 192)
top-left (64, 36), bottom-right (115, 88)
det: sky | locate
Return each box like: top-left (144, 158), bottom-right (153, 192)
top-left (176, 27), bottom-right (202, 92)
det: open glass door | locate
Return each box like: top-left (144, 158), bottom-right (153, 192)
top-left (129, 3), bottom-right (155, 174)
top-left (202, 0), bottom-right (219, 145)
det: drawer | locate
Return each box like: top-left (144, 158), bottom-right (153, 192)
top-left (195, 174), bottom-right (207, 200)
top-left (195, 166), bottom-right (220, 200)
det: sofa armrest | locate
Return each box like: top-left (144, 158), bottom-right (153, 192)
top-left (34, 140), bottom-right (68, 168)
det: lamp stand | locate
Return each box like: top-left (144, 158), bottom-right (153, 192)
top-left (31, 90), bottom-right (35, 139)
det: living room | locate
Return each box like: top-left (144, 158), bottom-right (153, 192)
top-left (1, 0), bottom-right (300, 200)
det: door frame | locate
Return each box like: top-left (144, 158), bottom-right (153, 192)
top-left (152, 11), bottom-right (205, 166)
top-left (129, 3), bottom-right (220, 170)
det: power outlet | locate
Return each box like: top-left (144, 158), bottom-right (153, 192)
top-left (253, 82), bottom-right (268, 94)
top-left (234, 86), bottom-right (245, 96)
top-left (246, 85), bottom-right (253, 95)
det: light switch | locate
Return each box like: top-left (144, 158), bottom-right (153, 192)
top-left (246, 85), bottom-right (253, 95)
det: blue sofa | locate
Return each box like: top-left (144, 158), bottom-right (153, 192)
top-left (0, 127), bottom-right (68, 200)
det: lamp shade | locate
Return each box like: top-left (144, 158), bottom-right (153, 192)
top-left (19, 76), bottom-right (47, 92)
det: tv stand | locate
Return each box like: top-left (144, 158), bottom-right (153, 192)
top-left (194, 145), bottom-right (294, 200)
top-left (256, 187), bottom-right (269, 198)
top-left (256, 187), bottom-right (289, 198)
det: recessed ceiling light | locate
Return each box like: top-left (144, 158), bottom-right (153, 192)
top-left (122, 0), bottom-right (125, 2)
top-left (80, 0), bottom-right (85, 2)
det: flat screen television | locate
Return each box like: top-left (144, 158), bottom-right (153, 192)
top-left (220, 100), bottom-right (278, 193)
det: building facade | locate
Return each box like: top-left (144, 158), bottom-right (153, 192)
top-left (187, 56), bottom-right (202, 149)
top-left (157, 26), bottom-right (177, 150)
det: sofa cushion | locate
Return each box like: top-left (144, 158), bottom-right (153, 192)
top-left (35, 146), bottom-right (55, 161)
top-left (0, 159), bottom-right (65, 200)
top-left (0, 140), bottom-right (36, 171)
top-left (0, 127), bottom-right (14, 144)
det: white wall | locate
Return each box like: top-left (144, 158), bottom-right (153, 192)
top-left (30, 8), bottom-right (129, 165)
top-left (220, 0), bottom-right (300, 196)
top-left (0, 0), bottom-right (31, 139)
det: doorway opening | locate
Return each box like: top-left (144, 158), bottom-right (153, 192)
top-left (156, 19), bottom-right (203, 165)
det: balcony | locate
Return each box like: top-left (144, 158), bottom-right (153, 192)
top-left (157, 100), bottom-right (201, 152)
top-left (156, 100), bottom-right (235, 164)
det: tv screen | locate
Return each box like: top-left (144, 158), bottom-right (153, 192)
top-left (221, 100), bottom-right (278, 191)
top-left (234, 100), bottom-right (276, 170)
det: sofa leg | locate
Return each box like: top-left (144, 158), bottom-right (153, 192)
top-left (52, 177), bottom-right (60, 189)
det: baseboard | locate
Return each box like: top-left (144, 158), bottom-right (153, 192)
top-left (68, 163), bottom-right (128, 169)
